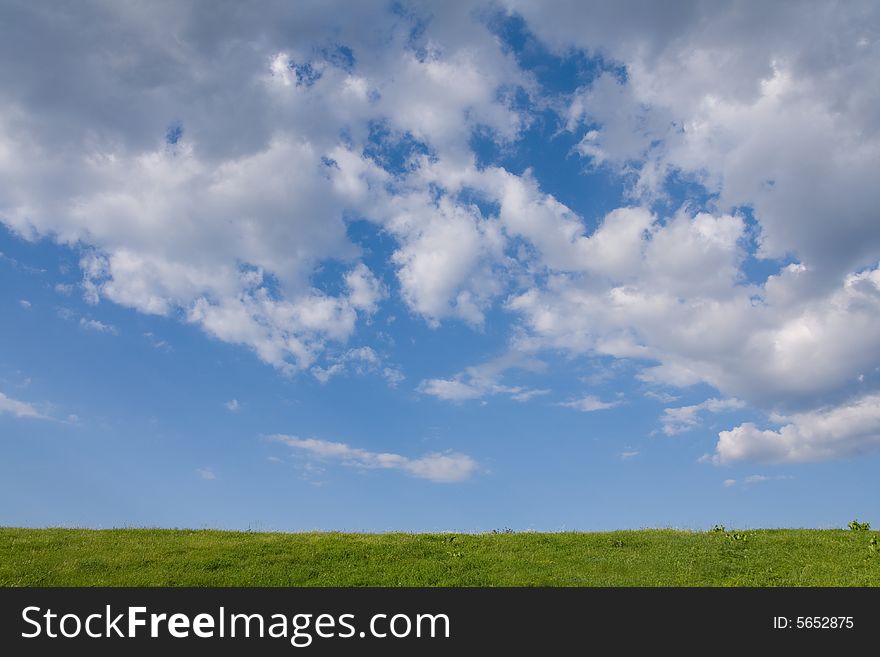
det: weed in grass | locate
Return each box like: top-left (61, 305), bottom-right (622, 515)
top-left (848, 519), bottom-right (871, 531)
top-left (709, 525), bottom-right (751, 541)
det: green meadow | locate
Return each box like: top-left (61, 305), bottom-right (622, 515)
top-left (2, 527), bottom-right (878, 587)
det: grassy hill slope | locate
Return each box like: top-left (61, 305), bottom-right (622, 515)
top-left (2, 527), bottom-right (878, 586)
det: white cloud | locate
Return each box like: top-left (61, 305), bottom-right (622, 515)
top-left (144, 332), bottom-right (171, 351)
top-left (79, 317), bottom-right (118, 334)
top-left (644, 390), bottom-right (679, 403)
top-left (418, 350), bottom-right (548, 403)
top-left (310, 346), bottom-right (402, 385)
top-left (712, 393), bottom-right (880, 464)
top-left (57, 305), bottom-right (119, 336)
top-left (382, 367), bottom-right (406, 388)
top-left (1, 1), bottom-right (878, 466)
top-left (0, 1), bottom-right (528, 371)
top-left (620, 450), bottom-right (639, 460)
top-left (183, 283), bottom-right (371, 373)
top-left (386, 195), bottom-right (506, 327)
top-left (18, 299), bottom-right (31, 309)
top-left (508, 248), bottom-right (880, 416)
top-left (225, 399), bottom-right (240, 412)
top-left (512, 0), bottom-right (880, 279)
top-left (0, 391), bottom-right (44, 419)
top-left (310, 362), bottom-right (344, 384)
top-left (270, 434), bottom-right (478, 483)
top-left (196, 467), bottom-right (217, 480)
top-left (344, 263), bottom-right (386, 314)
top-left (661, 398), bottom-right (745, 436)
top-left (509, 388), bottom-right (550, 402)
top-left (418, 378), bottom-right (484, 402)
top-left (559, 395), bottom-right (622, 412)
top-left (493, 1), bottom-right (880, 463)
top-left (723, 474), bottom-right (793, 487)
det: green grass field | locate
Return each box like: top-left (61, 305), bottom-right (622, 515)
top-left (2, 527), bottom-right (878, 586)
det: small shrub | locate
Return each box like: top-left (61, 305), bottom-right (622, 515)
top-left (848, 520), bottom-right (871, 531)
top-left (710, 525), bottom-right (726, 533)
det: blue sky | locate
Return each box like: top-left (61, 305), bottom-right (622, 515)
top-left (2, 1), bottom-right (879, 531)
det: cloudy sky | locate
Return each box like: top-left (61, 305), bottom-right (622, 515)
top-left (2, 0), bottom-right (879, 531)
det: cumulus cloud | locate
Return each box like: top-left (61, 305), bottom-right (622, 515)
top-left (344, 263), bottom-right (387, 315)
top-left (712, 394), bottom-right (880, 464)
top-left (387, 195), bottom-right (507, 327)
top-left (0, 391), bottom-right (45, 419)
top-left (495, 0), bottom-right (880, 462)
top-left (0, 1), bottom-right (528, 372)
top-left (511, 0), bottom-right (880, 278)
top-left (270, 434), bottom-right (478, 483)
top-left (508, 242), bottom-right (880, 422)
top-left (1, 1), bottom-right (878, 466)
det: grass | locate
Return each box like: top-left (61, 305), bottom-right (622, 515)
top-left (1, 527), bottom-right (879, 586)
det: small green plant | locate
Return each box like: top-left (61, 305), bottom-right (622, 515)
top-left (711, 524), bottom-right (750, 541)
top-left (848, 520), bottom-right (871, 531)
top-left (491, 527), bottom-right (514, 534)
